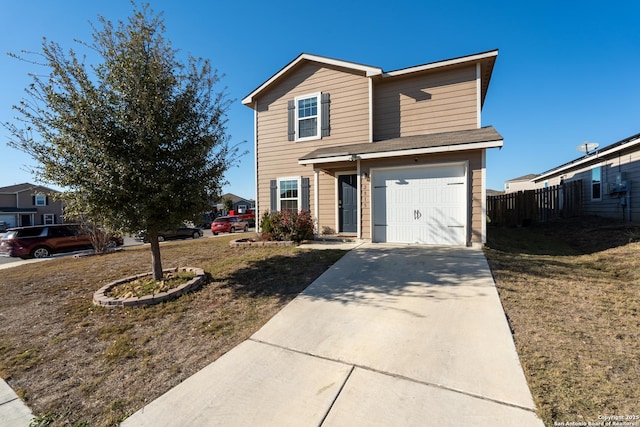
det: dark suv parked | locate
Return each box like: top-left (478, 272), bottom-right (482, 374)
top-left (0, 224), bottom-right (123, 259)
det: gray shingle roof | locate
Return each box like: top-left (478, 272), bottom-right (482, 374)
top-left (300, 126), bottom-right (503, 161)
top-left (505, 173), bottom-right (539, 182)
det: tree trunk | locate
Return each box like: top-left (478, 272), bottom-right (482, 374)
top-left (147, 230), bottom-right (164, 281)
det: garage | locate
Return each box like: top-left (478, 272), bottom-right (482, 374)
top-left (0, 215), bottom-right (16, 229)
top-left (372, 164), bottom-right (467, 245)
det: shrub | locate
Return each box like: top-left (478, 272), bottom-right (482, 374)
top-left (260, 210), bottom-right (274, 234)
top-left (260, 210), bottom-right (314, 243)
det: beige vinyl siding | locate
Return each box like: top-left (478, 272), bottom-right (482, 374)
top-left (361, 171), bottom-right (371, 239)
top-left (317, 171), bottom-right (336, 234)
top-left (17, 192), bottom-right (34, 208)
top-left (359, 150), bottom-right (484, 244)
top-left (0, 194), bottom-right (14, 205)
top-left (255, 62), bottom-right (370, 220)
top-left (468, 151), bottom-right (484, 244)
top-left (373, 65), bottom-right (478, 140)
top-left (547, 147), bottom-right (640, 221)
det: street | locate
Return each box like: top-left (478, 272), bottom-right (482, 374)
top-left (0, 228), bottom-right (245, 268)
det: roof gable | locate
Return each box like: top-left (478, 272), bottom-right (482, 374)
top-left (242, 50), bottom-right (498, 109)
top-left (506, 174), bottom-right (539, 183)
top-left (241, 54), bottom-right (382, 108)
top-left (218, 193), bottom-right (254, 205)
top-left (383, 49), bottom-right (498, 108)
top-left (0, 183), bottom-right (60, 194)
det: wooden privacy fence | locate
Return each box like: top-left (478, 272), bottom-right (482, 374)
top-left (487, 180), bottom-right (583, 226)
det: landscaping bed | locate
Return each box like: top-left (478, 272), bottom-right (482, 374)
top-left (93, 267), bottom-right (206, 307)
top-left (484, 216), bottom-right (640, 426)
top-left (0, 235), bottom-right (346, 426)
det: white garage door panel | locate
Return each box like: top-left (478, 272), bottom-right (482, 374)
top-left (0, 215), bottom-right (16, 228)
top-left (373, 165), bottom-right (467, 245)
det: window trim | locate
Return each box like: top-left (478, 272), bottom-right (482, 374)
top-left (277, 177), bottom-right (302, 211)
top-left (294, 92), bottom-right (321, 142)
top-left (35, 194), bottom-right (47, 206)
top-left (43, 214), bottom-right (55, 224)
top-left (591, 165), bottom-right (602, 201)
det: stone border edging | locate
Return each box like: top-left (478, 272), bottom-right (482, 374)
top-left (229, 238), bottom-right (295, 247)
top-left (93, 267), bottom-right (206, 308)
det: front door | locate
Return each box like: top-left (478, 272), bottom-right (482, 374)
top-left (338, 174), bottom-right (357, 233)
top-left (21, 214), bottom-right (31, 226)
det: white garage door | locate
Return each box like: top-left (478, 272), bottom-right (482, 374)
top-left (0, 215), bottom-right (16, 229)
top-left (373, 164), bottom-right (467, 245)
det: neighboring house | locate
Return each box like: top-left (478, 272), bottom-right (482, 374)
top-left (532, 132), bottom-right (640, 222)
top-left (242, 50), bottom-right (503, 246)
top-left (0, 183), bottom-right (64, 228)
top-left (503, 173), bottom-right (539, 193)
top-left (216, 193), bottom-right (255, 214)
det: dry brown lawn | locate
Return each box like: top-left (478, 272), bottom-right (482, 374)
top-left (0, 235), bottom-right (345, 426)
top-left (484, 217), bottom-right (640, 426)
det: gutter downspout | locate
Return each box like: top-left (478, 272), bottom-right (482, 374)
top-left (476, 63), bottom-right (482, 128)
top-left (314, 169), bottom-right (319, 236)
top-left (364, 76), bottom-right (372, 240)
top-left (357, 159), bottom-right (362, 239)
top-left (253, 102), bottom-right (259, 230)
top-left (368, 77), bottom-right (373, 143)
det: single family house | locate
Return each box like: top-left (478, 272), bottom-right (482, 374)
top-left (532, 131), bottom-right (640, 222)
top-left (216, 193), bottom-right (255, 215)
top-left (504, 174), bottom-right (539, 193)
top-left (242, 49), bottom-right (504, 246)
top-left (0, 183), bottom-right (64, 228)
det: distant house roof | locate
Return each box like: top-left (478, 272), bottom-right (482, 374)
top-left (534, 131), bottom-right (640, 182)
top-left (218, 193), bottom-right (254, 205)
top-left (0, 183), bottom-right (60, 194)
top-left (505, 173), bottom-right (539, 183)
top-left (242, 49), bottom-right (498, 109)
top-left (299, 126), bottom-right (503, 164)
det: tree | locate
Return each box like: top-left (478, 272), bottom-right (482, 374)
top-left (5, 3), bottom-right (240, 280)
top-left (223, 197), bottom-right (234, 214)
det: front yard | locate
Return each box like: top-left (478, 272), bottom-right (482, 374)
top-left (3, 217), bottom-right (639, 426)
top-left (484, 217), bottom-right (640, 426)
top-left (0, 235), bottom-right (345, 426)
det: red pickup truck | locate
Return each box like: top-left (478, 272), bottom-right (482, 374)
top-left (229, 208), bottom-right (255, 228)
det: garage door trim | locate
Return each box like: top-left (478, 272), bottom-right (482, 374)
top-left (370, 161), bottom-right (468, 245)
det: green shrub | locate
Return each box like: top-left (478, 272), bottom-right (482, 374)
top-left (260, 210), bottom-right (274, 234)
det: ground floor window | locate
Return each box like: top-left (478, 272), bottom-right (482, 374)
top-left (270, 177), bottom-right (310, 213)
top-left (43, 214), bottom-right (55, 224)
top-left (278, 178), bottom-right (299, 211)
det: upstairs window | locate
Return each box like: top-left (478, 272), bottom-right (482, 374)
top-left (34, 194), bottom-right (47, 206)
top-left (288, 93), bottom-right (330, 141)
top-left (591, 166), bottom-right (601, 201)
top-left (297, 94), bottom-right (319, 139)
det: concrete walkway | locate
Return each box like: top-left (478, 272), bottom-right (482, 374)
top-left (0, 379), bottom-right (33, 427)
top-left (122, 243), bottom-right (543, 426)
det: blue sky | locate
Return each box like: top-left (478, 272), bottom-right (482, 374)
top-left (1, 0), bottom-right (639, 198)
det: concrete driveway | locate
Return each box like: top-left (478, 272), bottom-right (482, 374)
top-left (122, 243), bottom-right (544, 426)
